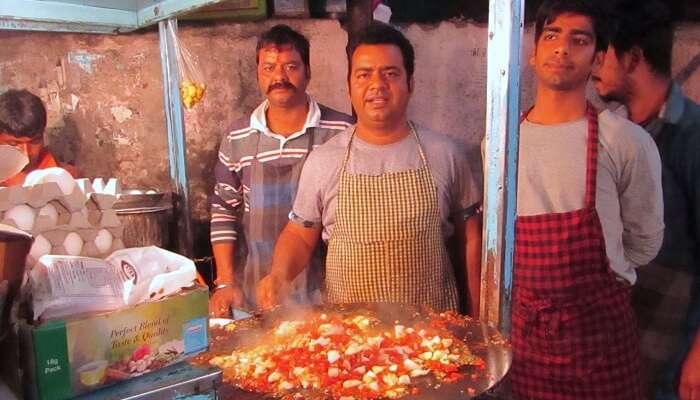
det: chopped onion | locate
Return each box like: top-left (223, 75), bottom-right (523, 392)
top-left (267, 371), bottom-right (281, 382)
top-left (342, 379), bottom-right (361, 389)
top-left (327, 350), bottom-right (340, 363)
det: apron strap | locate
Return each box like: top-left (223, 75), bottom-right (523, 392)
top-left (340, 126), bottom-right (356, 173)
top-left (519, 103), bottom-right (600, 209)
top-left (583, 103), bottom-right (599, 209)
top-left (341, 122), bottom-right (430, 173)
top-left (408, 121), bottom-right (431, 172)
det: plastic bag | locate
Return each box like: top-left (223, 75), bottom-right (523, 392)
top-left (106, 246), bottom-right (196, 306)
top-left (30, 255), bottom-right (125, 320)
top-left (30, 247), bottom-right (196, 321)
top-left (166, 23), bottom-right (206, 110)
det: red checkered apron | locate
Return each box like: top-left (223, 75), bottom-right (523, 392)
top-left (510, 105), bottom-right (643, 400)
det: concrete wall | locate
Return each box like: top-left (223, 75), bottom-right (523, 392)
top-left (1, 20), bottom-right (699, 251)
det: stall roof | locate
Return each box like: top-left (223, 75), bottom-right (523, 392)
top-left (0, 0), bottom-right (230, 33)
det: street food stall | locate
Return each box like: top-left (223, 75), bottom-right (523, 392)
top-left (0, 0), bottom-right (523, 398)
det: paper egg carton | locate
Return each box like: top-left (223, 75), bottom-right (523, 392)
top-left (0, 181), bottom-right (87, 213)
top-left (0, 177), bottom-right (122, 233)
top-left (88, 193), bottom-right (117, 210)
top-left (39, 226), bottom-right (123, 245)
top-left (0, 176), bottom-right (119, 212)
top-left (87, 210), bottom-right (121, 228)
top-left (27, 226), bottom-right (125, 266)
top-left (32, 201), bottom-right (70, 231)
top-left (0, 204), bottom-right (113, 234)
top-left (81, 238), bottom-right (125, 258)
top-left (0, 185), bottom-right (29, 210)
top-left (78, 178), bottom-right (120, 211)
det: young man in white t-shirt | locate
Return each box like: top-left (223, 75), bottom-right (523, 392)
top-left (509, 0), bottom-right (664, 398)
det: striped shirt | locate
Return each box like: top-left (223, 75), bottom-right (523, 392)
top-left (210, 97), bottom-right (353, 244)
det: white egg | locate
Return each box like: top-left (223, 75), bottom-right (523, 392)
top-left (29, 235), bottom-right (52, 261)
top-left (24, 167), bottom-right (76, 195)
top-left (37, 203), bottom-right (59, 227)
top-left (4, 204), bottom-right (36, 231)
top-left (63, 232), bottom-right (83, 256)
top-left (94, 229), bottom-right (113, 253)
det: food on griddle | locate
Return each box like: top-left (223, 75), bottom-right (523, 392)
top-left (209, 311), bottom-right (484, 399)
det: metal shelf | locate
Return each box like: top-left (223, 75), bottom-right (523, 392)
top-left (0, 0), bottom-right (234, 33)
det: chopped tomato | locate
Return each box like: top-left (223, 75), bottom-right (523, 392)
top-left (208, 311), bottom-right (483, 400)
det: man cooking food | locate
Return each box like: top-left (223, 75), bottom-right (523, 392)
top-left (510, 0), bottom-right (664, 398)
top-left (0, 89), bottom-right (77, 186)
top-left (256, 22), bottom-right (483, 315)
top-left (209, 25), bottom-right (353, 316)
top-left (591, 1), bottom-right (700, 398)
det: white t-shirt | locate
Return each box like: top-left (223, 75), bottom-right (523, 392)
top-left (291, 125), bottom-right (482, 241)
top-left (517, 110), bottom-right (664, 284)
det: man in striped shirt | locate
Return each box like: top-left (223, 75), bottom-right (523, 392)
top-left (209, 25), bottom-right (353, 316)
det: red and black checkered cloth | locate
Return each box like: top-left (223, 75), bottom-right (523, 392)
top-left (510, 105), bottom-right (643, 399)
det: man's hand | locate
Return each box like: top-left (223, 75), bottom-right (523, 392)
top-left (256, 274), bottom-right (289, 310)
top-left (256, 222), bottom-right (322, 309)
top-left (209, 284), bottom-right (244, 317)
top-left (679, 333), bottom-right (700, 400)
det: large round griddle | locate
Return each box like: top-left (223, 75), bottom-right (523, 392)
top-left (194, 302), bottom-right (511, 399)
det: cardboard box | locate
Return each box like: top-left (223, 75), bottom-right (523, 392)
top-left (0, 224), bottom-right (32, 338)
top-left (0, 185), bottom-right (29, 211)
top-left (27, 286), bottom-right (208, 400)
top-left (88, 193), bottom-right (117, 211)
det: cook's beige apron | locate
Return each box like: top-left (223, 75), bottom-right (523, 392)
top-left (325, 122), bottom-right (459, 312)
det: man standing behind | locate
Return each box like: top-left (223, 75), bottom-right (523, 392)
top-left (209, 25), bottom-right (353, 316)
top-left (511, 0), bottom-right (664, 398)
top-left (257, 22), bottom-right (482, 315)
top-left (592, 1), bottom-right (700, 398)
top-left (0, 89), bottom-right (77, 186)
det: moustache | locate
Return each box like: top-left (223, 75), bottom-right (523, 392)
top-left (267, 81), bottom-right (296, 93)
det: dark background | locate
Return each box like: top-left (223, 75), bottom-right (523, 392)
top-left (349, 0), bottom-right (700, 23)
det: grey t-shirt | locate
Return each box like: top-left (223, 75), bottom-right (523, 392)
top-left (291, 124), bottom-right (482, 241)
top-left (518, 110), bottom-right (664, 284)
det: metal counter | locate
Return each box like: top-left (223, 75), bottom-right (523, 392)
top-left (75, 362), bottom-right (221, 400)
